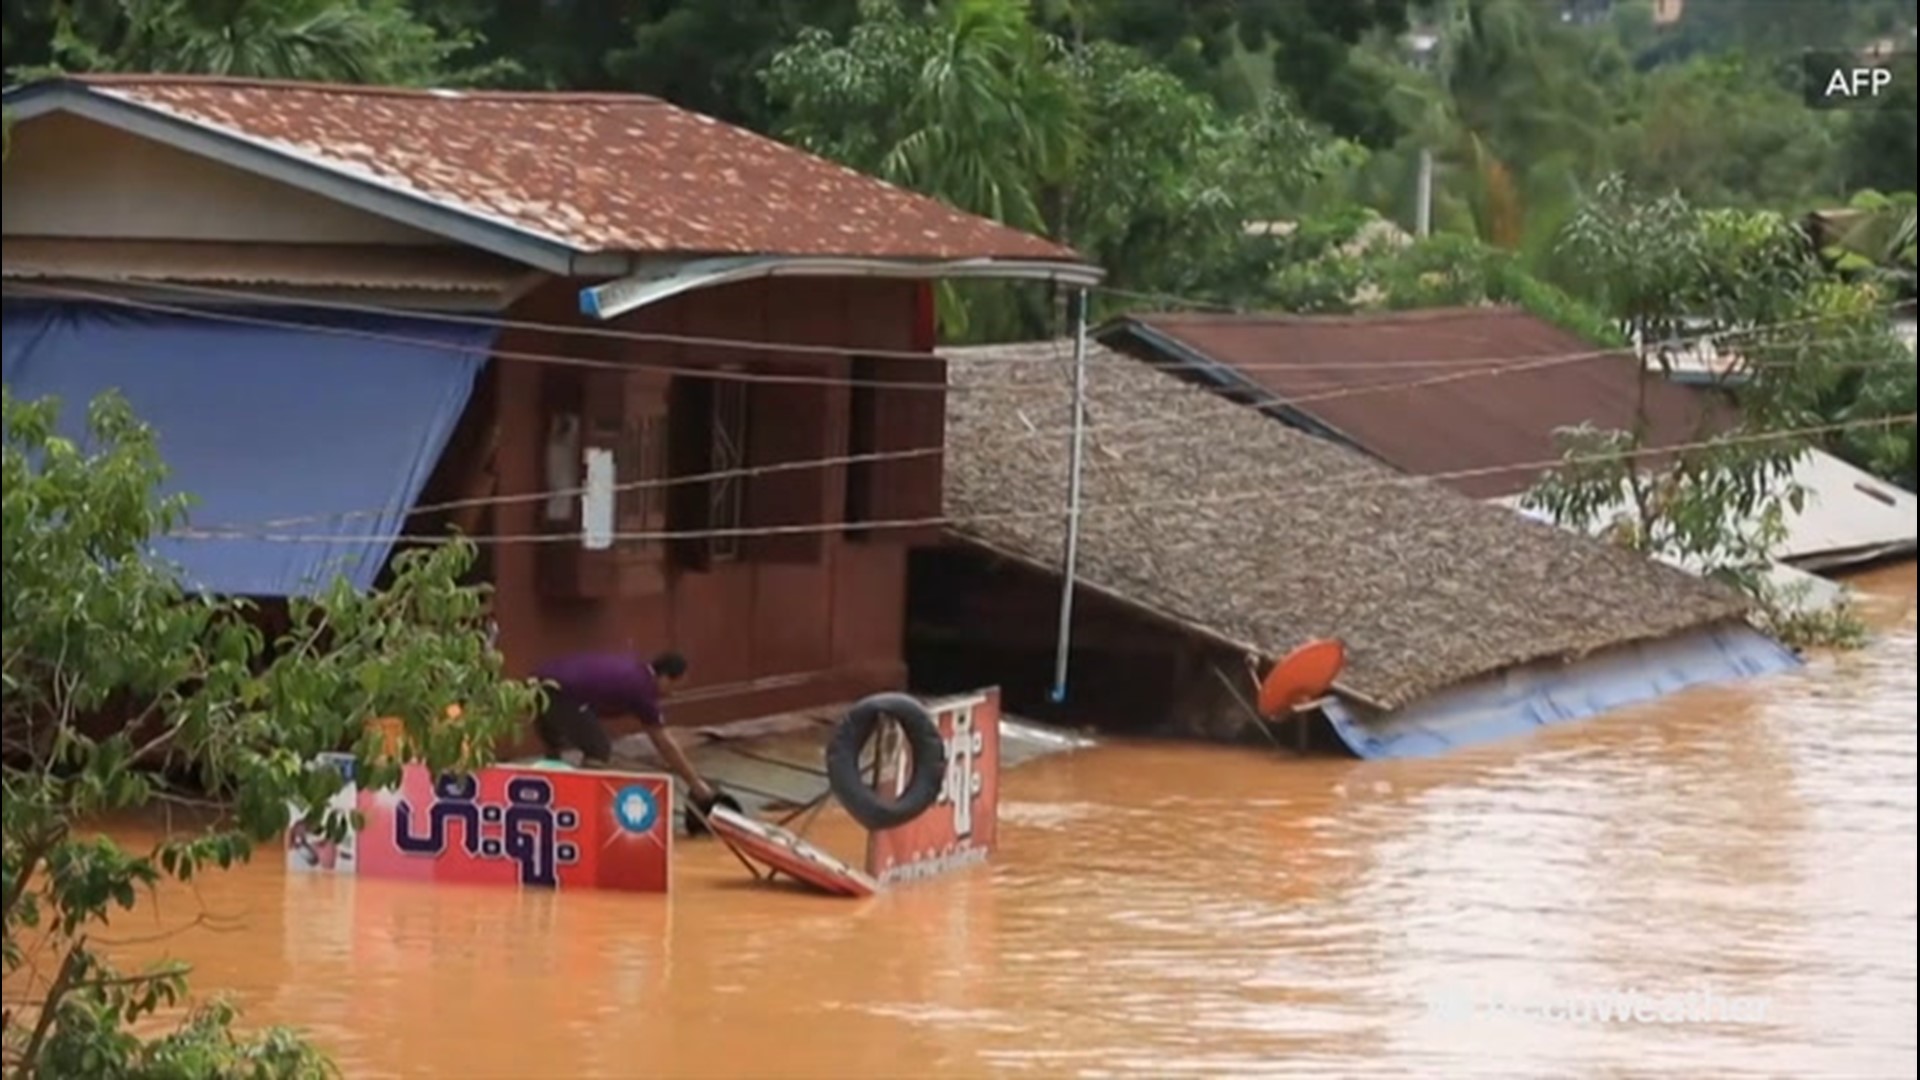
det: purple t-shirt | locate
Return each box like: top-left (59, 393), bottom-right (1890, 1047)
top-left (533, 652), bottom-right (662, 725)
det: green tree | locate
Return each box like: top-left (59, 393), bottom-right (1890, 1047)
top-left (1261, 221), bottom-right (1625, 344)
top-left (1816, 188), bottom-right (1917, 297)
top-left (1058, 41), bottom-right (1357, 306)
top-left (765, 0), bottom-right (1078, 237)
top-left (1060, 0), bottom-right (1413, 146)
top-left (1611, 51), bottom-right (1846, 210)
top-left (2, 386), bottom-right (541, 1076)
top-left (8, 0), bottom-right (492, 84)
top-left (610, 0), bottom-right (864, 127)
top-left (763, 0), bottom-right (1080, 336)
top-left (1524, 175), bottom-right (1910, 639)
top-left (764, 0), bottom-right (1353, 334)
top-left (1844, 65), bottom-right (1919, 196)
top-left (1343, 0), bottom-right (1626, 257)
top-left (396, 0), bottom-right (865, 123)
top-left (1654, 0), bottom-right (1916, 60)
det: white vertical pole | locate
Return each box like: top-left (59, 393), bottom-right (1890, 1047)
top-left (1416, 147), bottom-right (1434, 238)
top-left (1049, 288), bottom-right (1090, 704)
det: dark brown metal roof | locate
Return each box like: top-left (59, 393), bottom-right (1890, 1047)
top-left (57, 75), bottom-right (1077, 263)
top-left (1109, 307), bottom-right (1726, 499)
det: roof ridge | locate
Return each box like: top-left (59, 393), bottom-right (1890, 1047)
top-left (1138, 305), bottom-right (1537, 327)
top-left (61, 73), bottom-right (665, 106)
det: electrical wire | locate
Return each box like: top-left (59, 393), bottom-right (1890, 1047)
top-left (160, 413), bottom-right (1916, 546)
top-left (8, 277), bottom-right (1907, 382)
top-left (171, 312), bottom-right (1906, 534)
top-left (11, 279), bottom-right (1911, 533)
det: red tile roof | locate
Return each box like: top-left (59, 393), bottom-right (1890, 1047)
top-left (1108, 307), bottom-right (1728, 499)
top-left (53, 75), bottom-right (1077, 263)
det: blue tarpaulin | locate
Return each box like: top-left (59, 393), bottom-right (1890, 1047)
top-left (2, 301), bottom-right (498, 597)
top-left (1323, 621), bottom-right (1802, 761)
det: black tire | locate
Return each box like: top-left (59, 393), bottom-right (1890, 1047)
top-left (826, 693), bottom-right (947, 831)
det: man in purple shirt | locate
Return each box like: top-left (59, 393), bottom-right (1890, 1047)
top-left (532, 650), bottom-right (731, 824)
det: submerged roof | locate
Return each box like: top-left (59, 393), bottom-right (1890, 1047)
top-left (1497, 447), bottom-right (1917, 574)
top-left (942, 340), bottom-right (1750, 709)
top-left (3, 75), bottom-right (1079, 271)
top-left (1102, 307), bottom-right (1724, 499)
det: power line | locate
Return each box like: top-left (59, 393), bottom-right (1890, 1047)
top-left (8, 279), bottom-right (1901, 428)
top-left (161, 413), bottom-right (1916, 547)
top-left (8, 278), bottom-right (1906, 385)
top-left (15, 283), bottom-right (1901, 533)
top-left (175, 310), bottom-right (1903, 534)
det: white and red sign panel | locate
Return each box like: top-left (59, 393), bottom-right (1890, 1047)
top-left (865, 688), bottom-right (1003, 885)
top-left (706, 806), bottom-right (879, 898)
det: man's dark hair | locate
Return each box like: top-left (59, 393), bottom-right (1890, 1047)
top-left (650, 651), bottom-right (689, 679)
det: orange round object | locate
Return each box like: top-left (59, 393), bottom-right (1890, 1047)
top-left (365, 705), bottom-right (467, 758)
top-left (368, 716), bottom-right (405, 756)
top-left (1257, 639), bottom-right (1346, 718)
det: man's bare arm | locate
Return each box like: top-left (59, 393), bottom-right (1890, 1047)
top-left (643, 724), bottom-right (716, 804)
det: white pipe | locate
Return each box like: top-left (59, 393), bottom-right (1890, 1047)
top-left (1416, 147), bottom-right (1434, 238)
top-left (1049, 288), bottom-right (1091, 704)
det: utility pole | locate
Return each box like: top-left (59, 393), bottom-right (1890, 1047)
top-left (1416, 146), bottom-right (1434, 237)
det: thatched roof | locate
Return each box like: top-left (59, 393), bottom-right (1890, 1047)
top-left (941, 340), bottom-right (1752, 710)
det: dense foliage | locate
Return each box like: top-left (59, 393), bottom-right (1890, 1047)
top-left (1, 386), bottom-right (542, 1076)
top-left (1524, 177), bottom-right (1914, 640)
top-left (761, 0), bottom-right (1357, 334)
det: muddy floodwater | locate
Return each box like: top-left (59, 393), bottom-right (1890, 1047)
top-left (99, 564), bottom-right (1915, 1079)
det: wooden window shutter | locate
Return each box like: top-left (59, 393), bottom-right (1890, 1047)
top-left (740, 279), bottom-right (847, 563)
top-left (846, 281), bottom-right (945, 547)
top-left (741, 362), bottom-right (831, 563)
top-left (614, 371), bottom-right (670, 595)
top-left (665, 374), bottom-right (715, 572)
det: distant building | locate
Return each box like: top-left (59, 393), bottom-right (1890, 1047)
top-left (1561, 0), bottom-right (1614, 27)
top-left (1402, 28), bottom-right (1442, 68)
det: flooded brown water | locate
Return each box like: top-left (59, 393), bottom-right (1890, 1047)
top-left (101, 564), bottom-right (1915, 1079)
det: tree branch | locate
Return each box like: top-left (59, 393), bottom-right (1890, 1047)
top-left (8, 937), bottom-right (84, 1080)
top-left (0, 826), bottom-right (64, 931)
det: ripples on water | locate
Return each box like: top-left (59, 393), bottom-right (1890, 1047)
top-left (107, 567), bottom-right (1916, 1079)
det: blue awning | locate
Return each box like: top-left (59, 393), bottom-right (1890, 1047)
top-left (2, 301), bottom-right (498, 597)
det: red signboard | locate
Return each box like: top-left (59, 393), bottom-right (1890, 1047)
top-left (289, 760), bottom-right (673, 894)
top-left (865, 689), bottom-right (1002, 885)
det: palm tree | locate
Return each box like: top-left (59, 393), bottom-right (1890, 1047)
top-left (766, 0), bottom-right (1081, 336)
top-left (1390, 0), bottom-right (1610, 251)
